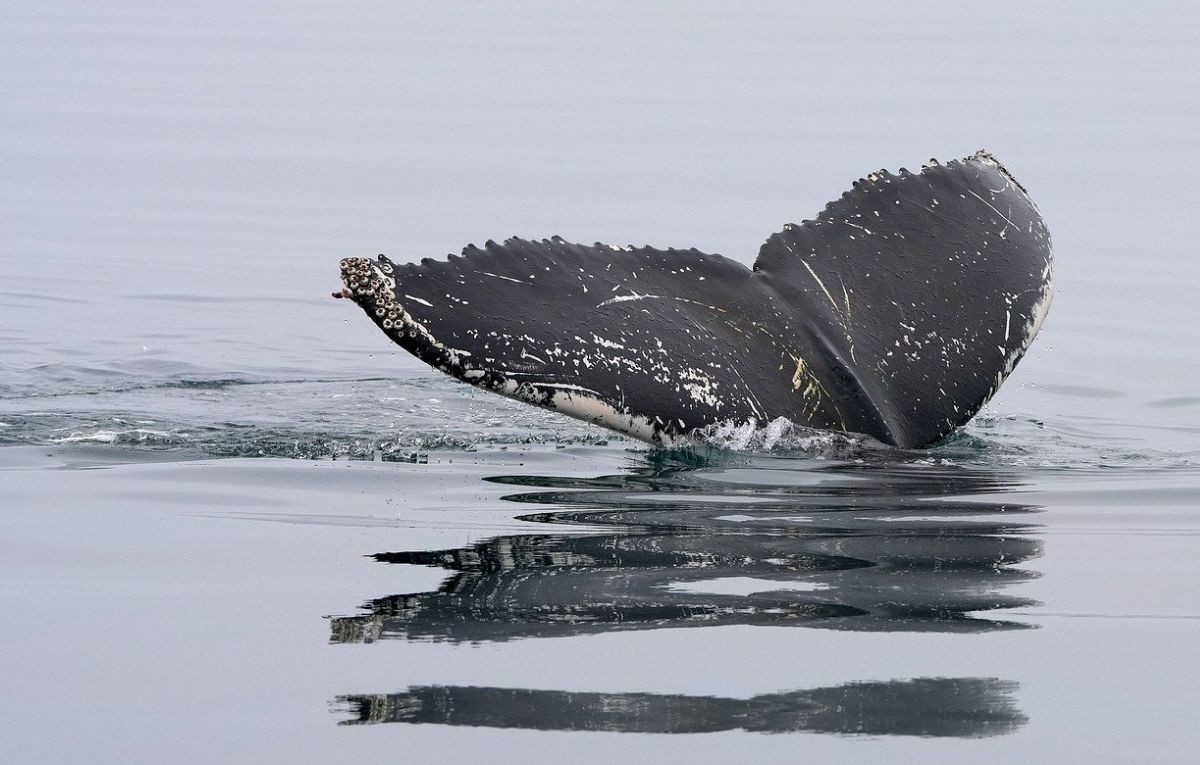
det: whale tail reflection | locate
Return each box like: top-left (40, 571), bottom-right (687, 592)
top-left (339, 678), bottom-right (1026, 737)
top-left (330, 525), bottom-right (1039, 643)
top-left (332, 454), bottom-right (1042, 738)
top-left (330, 459), bottom-right (1042, 643)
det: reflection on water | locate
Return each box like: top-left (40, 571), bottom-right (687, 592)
top-left (332, 454), bottom-right (1042, 642)
top-left (332, 451), bottom-right (1043, 736)
top-left (339, 678), bottom-right (1026, 737)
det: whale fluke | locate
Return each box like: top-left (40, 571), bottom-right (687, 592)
top-left (336, 151), bottom-right (1053, 448)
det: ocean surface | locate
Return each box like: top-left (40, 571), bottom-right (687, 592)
top-left (3, 2), bottom-right (1199, 762)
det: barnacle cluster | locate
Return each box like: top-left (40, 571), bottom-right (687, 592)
top-left (339, 257), bottom-right (406, 332)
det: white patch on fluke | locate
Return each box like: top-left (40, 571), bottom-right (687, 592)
top-left (678, 368), bottom-right (721, 409)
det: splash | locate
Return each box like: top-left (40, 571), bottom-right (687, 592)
top-left (3, 360), bottom-right (1196, 471)
top-left (686, 416), bottom-right (870, 459)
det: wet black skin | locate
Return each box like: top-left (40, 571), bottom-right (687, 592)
top-left (338, 151), bottom-right (1052, 448)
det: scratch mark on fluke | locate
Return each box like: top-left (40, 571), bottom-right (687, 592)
top-left (335, 150), bottom-right (1053, 449)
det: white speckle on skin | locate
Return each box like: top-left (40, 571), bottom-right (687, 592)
top-left (520, 348), bottom-right (547, 364)
top-left (590, 333), bottom-right (625, 350)
top-left (598, 291), bottom-right (664, 307)
top-left (800, 260), bottom-right (841, 314)
top-left (966, 188), bottom-right (1019, 233)
top-left (479, 271), bottom-right (527, 284)
top-left (791, 355), bottom-right (807, 391)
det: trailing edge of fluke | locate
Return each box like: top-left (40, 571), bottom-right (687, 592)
top-left (335, 150), bottom-right (1053, 449)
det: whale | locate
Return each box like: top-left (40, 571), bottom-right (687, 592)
top-left (335, 150), bottom-right (1053, 449)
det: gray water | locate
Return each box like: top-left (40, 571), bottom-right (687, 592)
top-left (3, 2), bottom-right (1199, 762)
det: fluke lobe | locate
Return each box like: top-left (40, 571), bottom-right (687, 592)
top-left (335, 150), bottom-right (1053, 449)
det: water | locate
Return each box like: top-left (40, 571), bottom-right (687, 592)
top-left (3, 2), bottom-right (1199, 762)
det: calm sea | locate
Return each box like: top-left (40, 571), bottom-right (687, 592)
top-left (3, 2), bottom-right (1199, 762)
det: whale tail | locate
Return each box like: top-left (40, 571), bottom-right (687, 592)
top-left (338, 150), bottom-right (1052, 448)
